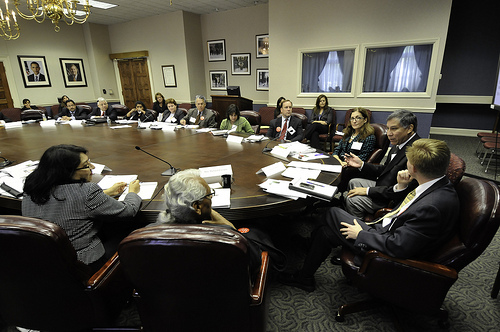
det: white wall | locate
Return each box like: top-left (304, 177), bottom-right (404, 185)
top-left (269, 0), bottom-right (452, 113)
top-left (0, 19), bottom-right (102, 106)
top-left (108, 11), bottom-right (194, 103)
top-left (200, 4), bottom-right (269, 104)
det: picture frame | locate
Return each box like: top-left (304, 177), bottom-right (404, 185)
top-left (256, 34), bottom-right (269, 58)
top-left (59, 58), bottom-right (87, 88)
top-left (209, 70), bottom-right (228, 90)
top-left (162, 65), bottom-right (177, 87)
top-left (256, 69), bottom-right (269, 91)
top-left (207, 39), bottom-right (226, 62)
top-left (231, 53), bottom-right (251, 75)
top-left (17, 55), bottom-right (51, 88)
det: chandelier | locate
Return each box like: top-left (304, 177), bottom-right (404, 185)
top-left (1, 0), bottom-right (91, 40)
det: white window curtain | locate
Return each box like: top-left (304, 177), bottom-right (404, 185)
top-left (387, 46), bottom-right (422, 92)
top-left (318, 52), bottom-right (343, 92)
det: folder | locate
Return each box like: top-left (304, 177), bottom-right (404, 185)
top-left (289, 178), bottom-right (337, 201)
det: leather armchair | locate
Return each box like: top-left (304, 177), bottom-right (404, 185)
top-left (241, 110), bottom-right (261, 133)
top-left (337, 178), bottom-right (500, 327)
top-left (0, 215), bottom-right (135, 331)
top-left (118, 224), bottom-right (270, 332)
top-left (365, 123), bottom-right (390, 164)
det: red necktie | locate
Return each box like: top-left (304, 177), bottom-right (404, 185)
top-left (279, 118), bottom-right (288, 140)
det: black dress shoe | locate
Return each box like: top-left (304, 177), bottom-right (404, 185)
top-left (279, 271), bottom-right (316, 292)
top-left (330, 255), bottom-right (341, 265)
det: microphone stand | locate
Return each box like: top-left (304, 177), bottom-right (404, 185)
top-left (135, 146), bottom-right (178, 176)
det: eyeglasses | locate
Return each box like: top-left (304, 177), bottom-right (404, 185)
top-left (197, 189), bottom-right (216, 201)
top-left (350, 116), bottom-right (364, 122)
top-left (75, 159), bottom-right (93, 170)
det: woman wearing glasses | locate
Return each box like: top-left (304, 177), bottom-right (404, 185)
top-left (22, 144), bottom-right (141, 273)
top-left (332, 107), bottom-right (375, 167)
top-left (303, 94), bottom-right (335, 149)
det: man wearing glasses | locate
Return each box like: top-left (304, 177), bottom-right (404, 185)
top-left (342, 109), bottom-right (419, 220)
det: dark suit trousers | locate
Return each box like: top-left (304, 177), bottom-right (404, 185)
top-left (301, 207), bottom-right (369, 277)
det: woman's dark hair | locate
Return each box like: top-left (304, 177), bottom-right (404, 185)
top-left (273, 96), bottom-right (286, 118)
top-left (313, 94), bottom-right (329, 115)
top-left (226, 104), bottom-right (240, 121)
top-left (342, 107), bottom-right (374, 141)
top-left (24, 145), bottom-right (88, 205)
top-left (22, 99), bottom-right (30, 104)
top-left (60, 95), bottom-right (69, 106)
top-left (135, 100), bottom-right (146, 109)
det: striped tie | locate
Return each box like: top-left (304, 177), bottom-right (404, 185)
top-left (366, 189), bottom-right (416, 225)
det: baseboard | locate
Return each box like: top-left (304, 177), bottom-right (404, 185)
top-left (430, 127), bottom-right (492, 137)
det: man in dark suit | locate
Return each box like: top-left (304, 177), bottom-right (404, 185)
top-left (57, 100), bottom-right (89, 121)
top-left (280, 138), bottom-right (459, 292)
top-left (27, 62), bottom-right (46, 82)
top-left (343, 109), bottom-right (419, 219)
top-left (266, 99), bottom-right (304, 142)
top-left (67, 64), bottom-right (82, 82)
top-left (89, 97), bottom-right (117, 121)
top-left (180, 95), bottom-right (217, 128)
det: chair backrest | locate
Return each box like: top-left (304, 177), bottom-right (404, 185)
top-left (241, 110), bottom-right (261, 134)
top-left (178, 107), bottom-right (188, 116)
top-left (78, 104), bottom-right (92, 114)
top-left (0, 215), bottom-right (112, 330)
top-left (258, 106), bottom-right (275, 126)
top-left (111, 104), bottom-right (129, 116)
top-left (447, 153), bottom-right (466, 186)
top-left (427, 178), bottom-right (500, 272)
top-left (366, 123), bottom-right (390, 164)
top-left (20, 109), bottom-right (47, 121)
top-left (118, 224), bottom-right (257, 332)
top-left (0, 108), bottom-right (21, 122)
top-left (291, 112), bottom-right (308, 130)
top-left (178, 102), bottom-right (192, 110)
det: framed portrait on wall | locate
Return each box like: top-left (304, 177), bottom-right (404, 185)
top-left (207, 39), bottom-right (226, 62)
top-left (162, 65), bottom-right (177, 87)
top-left (17, 55), bottom-right (51, 88)
top-left (256, 69), bottom-right (269, 91)
top-left (231, 53), bottom-right (251, 75)
top-left (256, 34), bottom-right (269, 58)
top-left (59, 58), bottom-right (87, 88)
top-left (209, 70), bottom-right (228, 90)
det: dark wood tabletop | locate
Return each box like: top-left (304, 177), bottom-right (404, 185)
top-left (0, 122), bottom-right (340, 221)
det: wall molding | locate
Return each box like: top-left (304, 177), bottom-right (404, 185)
top-left (430, 126), bottom-right (491, 137)
top-left (436, 95), bottom-right (493, 104)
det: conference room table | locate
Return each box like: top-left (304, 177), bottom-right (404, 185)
top-left (0, 121), bottom-right (341, 222)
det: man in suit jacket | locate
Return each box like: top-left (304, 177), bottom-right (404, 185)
top-left (89, 97), bottom-right (117, 121)
top-left (67, 64), bottom-right (82, 82)
top-left (266, 99), bottom-right (304, 142)
top-left (343, 109), bottom-right (420, 219)
top-left (280, 138), bottom-right (459, 292)
top-left (27, 62), bottom-right (46, 82)
top-left (57, 99), bottom-right (89, 121)
top-left (180, 95), bottom-right (217, 128)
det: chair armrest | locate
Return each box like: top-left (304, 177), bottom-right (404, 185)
top-left (335, 123), bottom-right (345, 132)
top-left (359, 250), bottom-right (457, 279)
top-left (250, 251), bottom-right (269, 305)
top-left (86, 252), bottom-right (121, 290)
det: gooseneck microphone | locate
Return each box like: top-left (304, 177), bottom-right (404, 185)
top-left (134, 146), bottom-right (178, 176)
top-left (262, 136), bottom-right (279, 153)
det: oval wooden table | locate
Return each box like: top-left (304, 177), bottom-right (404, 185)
top-left (0, 121), bottom-right (340, 221)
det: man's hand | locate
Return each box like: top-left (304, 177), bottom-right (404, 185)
top-left (340, 219), bottom-right (362, 240)
top-left (128, 179), bottom-right (141, 194)
top-left (312, 120), bottom-right (327, 125)
top-left (396, 169), bottom-right (412, 190)
top-left (347, 187), bottom-right (368, 198)
top-left (180, 119), bottom-right (186, 125)
top-left (103, 182), bottom-right (127, 196)
top-left (202, 209), bottom-right (236, 229)
top-left (345, 153), bottom-right (363, 168)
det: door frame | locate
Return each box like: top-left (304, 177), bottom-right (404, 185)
top-left (0, 56), bottom-right (20, 108)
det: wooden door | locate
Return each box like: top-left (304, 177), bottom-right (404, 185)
top-left (0, 62), bottom-right (14, 110)
top-left (117, 58), bottom-right (152, 110)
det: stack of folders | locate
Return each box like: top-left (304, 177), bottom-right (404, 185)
top-left (289, 178), bottom-right (337, 201)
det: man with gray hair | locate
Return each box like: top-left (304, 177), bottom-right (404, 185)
top-left (343, 109), bottom-right (420, 219)
top-left (89, 97), bottom-right (118, 121)
top-left (180, 95), bottom-right (217, 128)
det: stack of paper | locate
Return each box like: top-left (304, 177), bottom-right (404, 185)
top-left (97, 175), bottom-right (138, 190)
top-left (259, 179), bottom-right (307, 200)
top-left (289, 178), bottom-right (337, 201)
top-left (211, 188), bottom-right (231, 208)
top-left (119, 182), bottom-right (158, 201)
top-left (288, 161), bottom-right (342, 173)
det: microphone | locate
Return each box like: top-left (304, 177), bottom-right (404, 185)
top-left (262, 136), bottom-right (279, 153)
top-left (0, 156), bottom-right (13, 168)
top-left (135, 146), bottom-right (178, 176)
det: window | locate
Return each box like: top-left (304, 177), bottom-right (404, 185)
top-left (363, 44), bottom-right (433, 92)
top-left (301, 49), bottom-right (355, 93)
